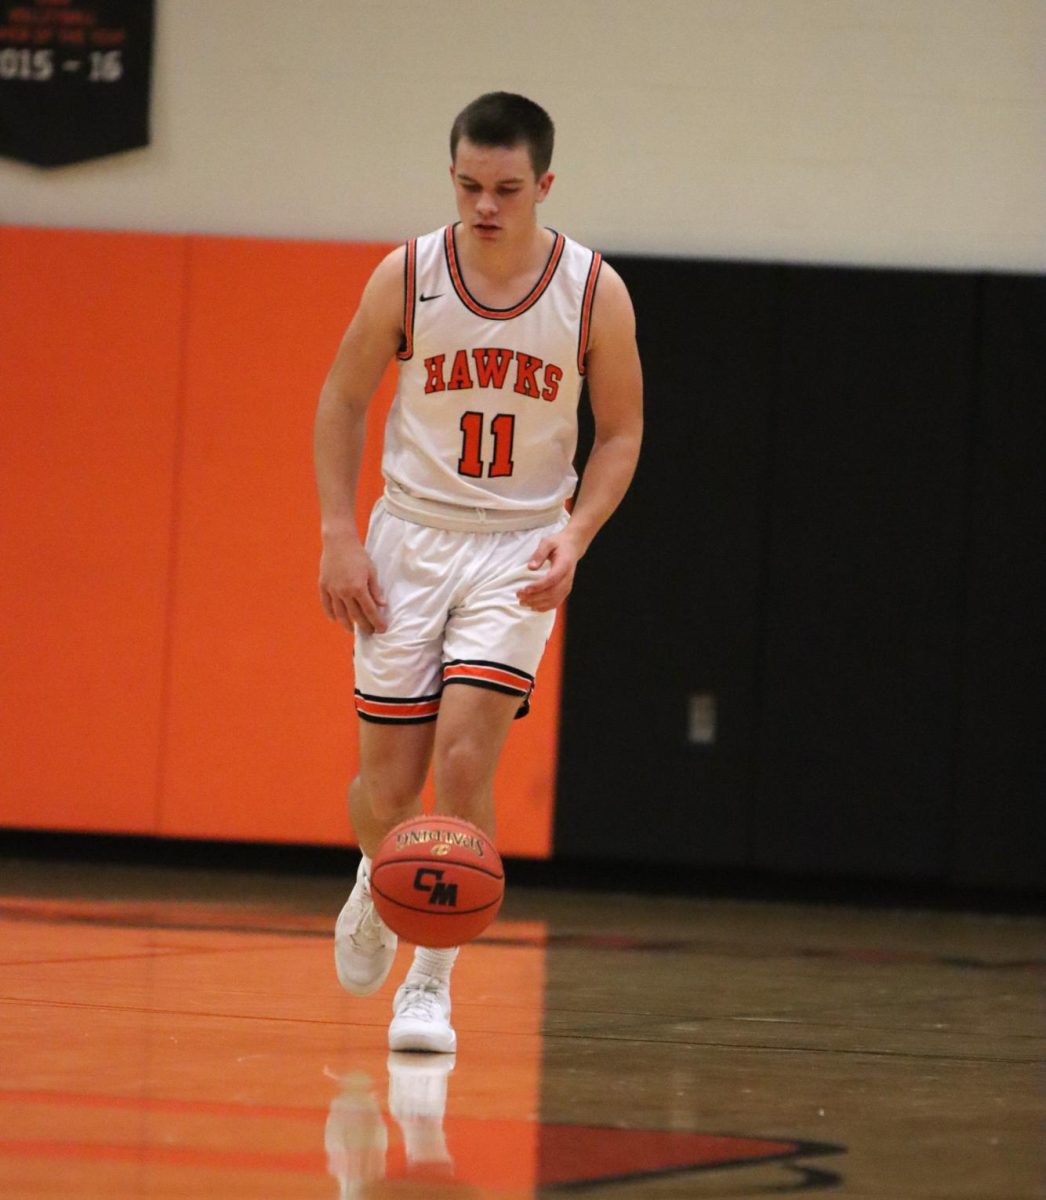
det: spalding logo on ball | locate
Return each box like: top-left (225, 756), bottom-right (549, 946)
top-left (370, 815), bottom-right (505, 947)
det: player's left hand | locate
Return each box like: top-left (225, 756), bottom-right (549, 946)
top-left (518, 530), bottom-right (583, 612)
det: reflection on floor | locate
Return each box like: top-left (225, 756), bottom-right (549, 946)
top-left (0, 856), bottom-right (1041, 1197)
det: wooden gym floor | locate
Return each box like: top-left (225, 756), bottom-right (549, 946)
top-left (0, 854), bottom-right (1042, 1198)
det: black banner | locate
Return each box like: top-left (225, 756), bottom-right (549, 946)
top-left (0, 0), bottom-right (153, 167)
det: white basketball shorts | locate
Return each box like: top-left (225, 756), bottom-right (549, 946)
top-left (353, 500), bottom-right (568, 725)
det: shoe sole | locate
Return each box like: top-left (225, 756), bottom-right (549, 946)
top-left (388, 1024), bottom-right (457, 1054)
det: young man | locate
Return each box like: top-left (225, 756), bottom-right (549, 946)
top-left (314, 92), bottom-right (642, 1053)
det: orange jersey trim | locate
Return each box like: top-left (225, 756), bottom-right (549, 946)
top-left (577, 251), bottom-right (603, 375)
top-left (354, 691), bottom-right (440, 723)
top-left (444, 225), bottom-right (566, 321)
top-left (442, 661), bottom-right (533, 695)
top-left (396, 239), bottom-right (417, 361)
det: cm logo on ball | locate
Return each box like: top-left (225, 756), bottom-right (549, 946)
top-left (413, 867), bottom-right (459, 907)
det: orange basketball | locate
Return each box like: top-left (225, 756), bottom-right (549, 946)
top-left (370, 815), bottom-right (504, 948)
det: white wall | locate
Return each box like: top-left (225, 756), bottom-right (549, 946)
top-left (1, 0), bottom-right (1042, 270)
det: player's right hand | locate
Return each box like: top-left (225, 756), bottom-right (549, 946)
top-left (319, 537), bottom-right (388, 635)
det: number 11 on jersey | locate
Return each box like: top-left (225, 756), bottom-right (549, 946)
top-left (458, 412), bottom-right (515, 478)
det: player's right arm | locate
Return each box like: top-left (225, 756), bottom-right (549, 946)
top-left (314, 247), bottom-right (406, 635)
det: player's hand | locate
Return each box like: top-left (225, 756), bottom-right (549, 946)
top-left (319, 535), bottom-right (387, 635)
top-left (518, 529), bottom-right (583, 612)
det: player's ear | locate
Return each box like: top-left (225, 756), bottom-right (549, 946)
top-left (536, 171), bottom-right (555, 203)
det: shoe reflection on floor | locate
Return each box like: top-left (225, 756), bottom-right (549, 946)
top-left (325, 1054), bottom-right (486, 1199)
top-left (324, 1067), bottom-right (388, 1197)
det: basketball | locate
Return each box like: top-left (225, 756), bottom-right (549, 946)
top-left (370, 815), bottom-right (504, 948)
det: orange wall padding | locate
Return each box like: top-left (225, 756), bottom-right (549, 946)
top-left (0, 226), bottom-right (561, 858)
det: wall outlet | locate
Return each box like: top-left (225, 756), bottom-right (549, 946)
top-left (688, 693), bottom-right (717, 745)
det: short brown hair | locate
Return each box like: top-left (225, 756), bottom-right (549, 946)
top-left (450, 92), bottom-right (555, 177)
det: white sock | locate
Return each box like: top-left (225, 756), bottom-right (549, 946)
top-left (407, 946), bottom-right (459, 984)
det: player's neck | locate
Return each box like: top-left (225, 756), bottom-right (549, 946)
top-left (454, 223), bottom-right (555, 302)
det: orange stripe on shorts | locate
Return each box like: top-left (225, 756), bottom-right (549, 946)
top-left (354, 695), bottom-right (440, 720)
top-left (442, 663), bottom-right (531, 694)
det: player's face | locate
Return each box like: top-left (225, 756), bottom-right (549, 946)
top-left (450, 138), bottom-right (554, 244)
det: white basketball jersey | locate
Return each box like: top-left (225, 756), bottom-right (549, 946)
top-left (382, 224), bottom-right (602, 522)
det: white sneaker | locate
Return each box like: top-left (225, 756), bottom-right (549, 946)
top-left (334, 858), bottom-right (398, 996)
top-left (388, 975), bottom-right (457, 1053)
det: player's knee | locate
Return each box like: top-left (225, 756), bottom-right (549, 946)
top-left (370, 790), bottom-right (419, 827)
top-left (435, 736), bottom-right (491, 801)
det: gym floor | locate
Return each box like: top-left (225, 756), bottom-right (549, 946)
top-left (1, 853), bottom-right (1042, 1198)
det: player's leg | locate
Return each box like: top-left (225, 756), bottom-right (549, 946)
top-left (390, 519), bottom-right (561, 1052)
top-left (387, 686), bottom-right (519, 1052)
top-left (335, 721), bottom-right (434, 996)
top-left (432, 683), bottom-right (522, 835)
top-left (336, 502), bottom-right (447, 997)
top-left (349, 719), bottom-right (435, 856)
top-left (336, 723), bottom-right (432, 996)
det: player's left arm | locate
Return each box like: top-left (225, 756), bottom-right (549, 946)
top-left (518, 263), bottom-right (643, 612)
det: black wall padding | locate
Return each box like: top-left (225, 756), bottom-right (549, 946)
top-left (952, 275), bottom-right (1046, 889)
top-left (557, 258), bottom-right (781, 867)
top-left (554, 256), bottom-right (1044, 891)
top-left (751, 267), bottom-right (977, 879)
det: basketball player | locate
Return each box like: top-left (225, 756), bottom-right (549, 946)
top-left (314, 92), bottom-right (642, 1052)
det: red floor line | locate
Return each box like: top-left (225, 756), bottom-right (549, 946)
top-left (0, 996), bottom-right (385, 1028)
top-left (0, 1138), bottom-right (325, 1174)
top-left (0, 1087), bottom-right (324, 1120)
top-left (0, 939), bottom-right (304, 968)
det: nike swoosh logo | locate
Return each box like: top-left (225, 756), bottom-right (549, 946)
top-left (419, 292), bottom-right (443, 302)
